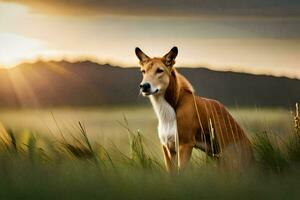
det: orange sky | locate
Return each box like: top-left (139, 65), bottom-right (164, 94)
top-left (0, 1), bottom-right (299, 78)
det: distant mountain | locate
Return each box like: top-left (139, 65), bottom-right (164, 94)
top-left (0, 60), bottom-right (299, 108)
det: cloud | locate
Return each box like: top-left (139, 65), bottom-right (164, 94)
top-left (1, 0), bottom-right (300, 18)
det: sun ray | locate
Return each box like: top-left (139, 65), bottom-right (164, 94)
top-left (43, 61), bottom-right (103, 100)
top-left (6, 67), bottom-right (40, 107)
top-left (44, 61), bottom-right (77, 78)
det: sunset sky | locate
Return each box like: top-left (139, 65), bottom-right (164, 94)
top-left (0, 0), bottom-right (299, 78)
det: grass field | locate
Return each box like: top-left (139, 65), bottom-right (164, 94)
top-left (0, 106), bottom-right (299, 199)
top-left (0, 106), bottom-right (293, 146)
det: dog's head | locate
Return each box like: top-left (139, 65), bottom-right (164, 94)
top-left (135, 47), bottom-right (178, 96)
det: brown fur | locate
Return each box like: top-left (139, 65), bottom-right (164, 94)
top-left (136, 47), bottom-right (253, 172)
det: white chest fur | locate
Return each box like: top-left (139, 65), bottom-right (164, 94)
top-left (150, 95), bottom-right (177, 145)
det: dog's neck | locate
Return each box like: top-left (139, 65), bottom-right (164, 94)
top-left (164, 70), bottom-right (180, 108)
top-left (149, 69), bottom-right (194, 145)
top-left (164, 69), bottom-right (194, 109)
top-left (149, 69), bottom-right (194, 118)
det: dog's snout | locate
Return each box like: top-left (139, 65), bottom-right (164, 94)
top-left (140, 82), bottom-right (151, 92)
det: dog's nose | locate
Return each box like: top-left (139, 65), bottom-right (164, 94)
top-left (140, 82), bottom-right (151, 92)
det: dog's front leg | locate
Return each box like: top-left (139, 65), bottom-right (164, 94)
top-left (162, 143), bottom-right (177, 173)
top-left (178, 143), bottom-right (193, 170)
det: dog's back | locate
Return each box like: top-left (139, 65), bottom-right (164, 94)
top-left (195, 97), bottom-right (254, 169)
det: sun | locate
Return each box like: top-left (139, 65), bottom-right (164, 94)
top-left (0, 33), bottom-right (45, 68)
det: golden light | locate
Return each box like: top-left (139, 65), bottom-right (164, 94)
top-left (6, 66), bottom-right (40, 107)
top-left (0, 33), bottom-right (45, 68)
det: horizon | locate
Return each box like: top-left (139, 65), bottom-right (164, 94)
top-left (0, 58), bottom-right (299, 80)
top-left (0, 1), bottom-right (300, 78)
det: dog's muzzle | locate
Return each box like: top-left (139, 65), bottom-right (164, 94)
top-left (139, 83), bottom-right (159, 96)
top-left (140, 82), bottom-right (151, 93)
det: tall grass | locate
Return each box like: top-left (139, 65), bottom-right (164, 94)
top-left (252, 131), bottom-right (288, 173)
top-left (0, 105), bottom-right (300, 199)
top-left (252, 103), bottom-right (300, 173)
top-left (287, 103), bottom-right (300, 163)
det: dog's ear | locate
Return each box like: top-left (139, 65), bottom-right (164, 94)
top-left (135, 47), bottom-right (150, 64)
top-left (163, 46), bottom-right (178, 67)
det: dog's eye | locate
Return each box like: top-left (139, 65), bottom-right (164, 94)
top-left (141, 70), bottom-right (145, 74)
top-left (156, 68), bottom-right (164, 74)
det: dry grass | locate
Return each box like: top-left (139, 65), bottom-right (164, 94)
top-left (0, 105), bottom-right (299, 199)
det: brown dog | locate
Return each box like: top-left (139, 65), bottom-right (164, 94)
top-left (136, 47), bottom-right (252, 172)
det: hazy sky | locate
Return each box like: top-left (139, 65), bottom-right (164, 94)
top-left (0, 0), bottom-right (299, 78)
